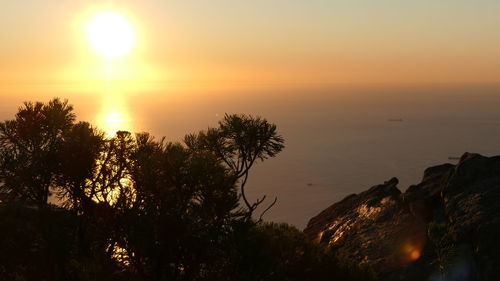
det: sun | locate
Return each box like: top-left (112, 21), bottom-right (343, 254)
top-left (86, 11), bottom-right (136, 59)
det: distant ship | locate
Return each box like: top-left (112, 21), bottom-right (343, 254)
top-left (387, 118), bottom-right (403, 122)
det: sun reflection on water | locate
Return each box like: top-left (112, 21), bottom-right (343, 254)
top-left (96, 95), bottom-right (133, 137)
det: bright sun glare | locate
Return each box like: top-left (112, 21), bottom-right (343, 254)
top-left (86, 12), bottom-right (135, 59)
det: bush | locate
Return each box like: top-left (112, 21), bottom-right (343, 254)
top-left (0, 99), bottom-right (374, 281)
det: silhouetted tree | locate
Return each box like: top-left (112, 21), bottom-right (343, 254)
top-left (113, 133), bottom-right (240, 280)
top-left (185, 114), bottom-right (285, 219)
top-left (0, 99), bottom-right (75, 207)
top-left (55, 121), bottom-right (104, 211)
top-left (0, 99), bottom-right (375, 281)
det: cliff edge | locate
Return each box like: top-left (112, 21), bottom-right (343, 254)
top-left (304, 153), bottom-right (500, 281)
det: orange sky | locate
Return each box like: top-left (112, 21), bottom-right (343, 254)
top-left (1, 0), bottom-right (500, 94)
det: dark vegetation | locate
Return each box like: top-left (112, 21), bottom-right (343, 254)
top-left (0, 99), bottom-right (375, 281)
top-left (427, 222), bottom-right (457, 280)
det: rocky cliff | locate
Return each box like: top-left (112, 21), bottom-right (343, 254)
top-left (304, 153), bottom-right (500, 281)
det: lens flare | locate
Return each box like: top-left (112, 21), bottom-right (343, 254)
top-left (402, 241), bottom-right (423, 262)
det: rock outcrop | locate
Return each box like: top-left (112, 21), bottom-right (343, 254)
top-left (304, 153), bottom-right (500, 281)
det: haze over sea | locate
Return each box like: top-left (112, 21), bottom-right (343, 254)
top-left (1, 83), bottom-right (499, 228)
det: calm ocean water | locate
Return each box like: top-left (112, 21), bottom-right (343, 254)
top-left (2, 84), bottom-right (500, 229)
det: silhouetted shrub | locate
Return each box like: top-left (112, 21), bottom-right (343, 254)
top-left (232, 222), bottom-right (377, 281)
top-left (0, 99), bottom-right (376, 281)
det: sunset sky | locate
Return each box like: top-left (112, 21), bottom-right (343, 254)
top-left (1, 0), bottom-right (500, 95)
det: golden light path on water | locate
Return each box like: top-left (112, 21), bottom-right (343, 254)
top-left (84, 9), bottom-right (136, 137)
top-left (91, 61), bottom-right (134, 137)
top-left (91, 58), bottom-right (137, 137)
top-left (96, 93), bottom-right (133, 137)
top-left (96, 89), bottom-right (134, 265)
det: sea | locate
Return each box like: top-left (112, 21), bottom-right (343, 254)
top-left (1, 83), bottom-right (500, 229)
